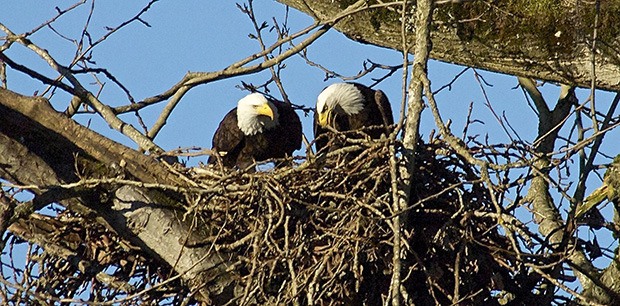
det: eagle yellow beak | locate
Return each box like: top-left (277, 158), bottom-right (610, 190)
top-left (256, 103), bottom-right (274, 120)
top-left (318, 109), bottom-right (330, 127)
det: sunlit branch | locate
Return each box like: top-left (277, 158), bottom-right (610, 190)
top-left (114, 0), bottom-right (401, 115)
top-left (575, 92), bottom-right (620, 200)
top-left (24, 1), bottom-right (88, 37)
top-left (0, 22), bottom-right (162, 153)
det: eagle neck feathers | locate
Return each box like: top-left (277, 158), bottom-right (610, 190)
top-left (318, 83), bottom-right (365, 116)
top-left (236, 94), bottom-right (280, 136)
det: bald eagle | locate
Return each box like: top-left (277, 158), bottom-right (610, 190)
top-left (208, 93), bottom-right (302, 170)
top-left (313, 82), bottom-right (394, 151)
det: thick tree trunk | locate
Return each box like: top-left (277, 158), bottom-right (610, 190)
top-left (276, 0), bottom-right (620, 91)
top-left (0, 88), bottom-right (232, 303)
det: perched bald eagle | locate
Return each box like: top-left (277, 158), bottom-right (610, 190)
top-left (208, 93), bottom-right (302, 170)
top-left (314, 82), bottom-right (394, 151)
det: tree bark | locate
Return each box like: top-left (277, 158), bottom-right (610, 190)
top-left (275, 0), bottom-right (620, 91)
top-left (0, 88), bottom-right (233, 303)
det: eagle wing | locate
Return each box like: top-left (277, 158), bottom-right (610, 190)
top-left (208, 108), bottom-right (246, 167)
top-left (277, 102), bottom-right (303, 155)
top-left (348, 83), bottom-right (393, 134)
top-left (374, 89), bottom-right (394, 127)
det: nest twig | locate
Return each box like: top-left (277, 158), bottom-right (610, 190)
top-left (2, 136), bottom-right (543, 305)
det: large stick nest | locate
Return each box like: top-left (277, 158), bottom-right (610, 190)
top-left (3, 136), bottom-right (534, 305)
top-left (184, 136), bottom-right (524, 305)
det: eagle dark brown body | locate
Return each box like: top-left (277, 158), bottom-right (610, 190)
top-left (209, 94), bottom-right (302, 170)
top-left (314, 82), bottom-right (394, 152)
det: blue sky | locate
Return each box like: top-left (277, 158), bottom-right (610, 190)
top-left (1, 0), bottom-right (552, 153)
top-left (2, 0), bottom-right (619, 274)
top-left (4, 0), bottom-right (618, 213)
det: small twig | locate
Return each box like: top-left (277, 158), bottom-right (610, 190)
top-left (0, 22), bottom-right (163, 153)
top-left (24, 1), bottom-right (88, 37)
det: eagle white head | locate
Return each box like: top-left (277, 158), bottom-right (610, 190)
top-left (237, 93), bottom-right (279, 136)
top-left (316, 83), bottom-right (365, 127)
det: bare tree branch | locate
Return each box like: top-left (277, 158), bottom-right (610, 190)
top-left (277, 0), bottom-right (620, 91)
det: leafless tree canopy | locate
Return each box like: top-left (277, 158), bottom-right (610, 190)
top-left (1, 1), bottom-right (620, 305)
